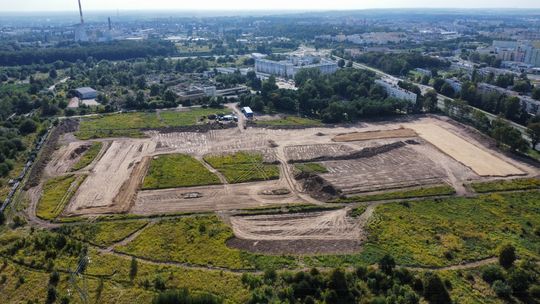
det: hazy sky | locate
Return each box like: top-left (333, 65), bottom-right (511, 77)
top-left (1, 0), bottom-right (540, 11)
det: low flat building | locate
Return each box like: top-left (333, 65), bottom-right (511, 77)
top-left (74, 87), bottom-right (98, 100)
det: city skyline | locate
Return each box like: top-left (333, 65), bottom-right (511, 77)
top-left (1, 0), bottom-right (540, 12)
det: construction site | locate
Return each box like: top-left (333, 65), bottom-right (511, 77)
top-left (25, 108), bottom-right (538, 255)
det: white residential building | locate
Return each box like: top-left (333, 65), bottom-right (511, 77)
top-left (375, 79), bottom-right (417, 103)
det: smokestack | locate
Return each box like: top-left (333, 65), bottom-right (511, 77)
top-left (78, 0), bottom-right (84, 25)
top-left (108, 17), bottom-right (112, 31)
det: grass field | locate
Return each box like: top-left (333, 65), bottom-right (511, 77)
top-left (468, 177), bottom-right (540, 193)
top-left (36, 175), bottom-right (86, 220)
top-left (71, 142), bottom-right (103, 171)
top-left (255, 116), bottom-right (323, 127)
top-left (204, 152), bottom-right (280, 184)
top-left (331, 184), bottom-right (456, 203)
top-left (115, 215), bottom-right (294, 270)
top-left (364, 191), bottom-right (540, 267)
top-left (57, 220), bottom-right (147, 247)
top-left (294, 162), bottom-right (328, 174)
top-left (76, 108), bottom-right (220, 139)
top-left (159, 108), bottom-right (222, 127)
top-left (142, 154), bottom-right (221, 190)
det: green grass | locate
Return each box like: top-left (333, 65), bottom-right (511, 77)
top-left (204, 152), bottom-right (280, 184)
top-left (115, 215), bottom-right (295, 270)
top-left (364, 191), bottom-right (540, 267)
top-left (237, 203), bottom-right (340, 216)
top-left (255, 116), bottom-right (323, 127)
top-left (159, 108), bottom-right (220, 126)
top-left (76, 108), bottom-right (223, 139)
top-left (349, 205), bottom-right (368, 218)
top-left (142, 154), bottom-right (221, 190)
top-left (56, 220), bottom-right (148, 247)
top-left (0, 230), bottom-right (249, 303)
top-left (36, 175), bottom-right (86, 220)
top-left (70, 142), bottom-right (103, 171)
top-left (468, 178), bottom-right (540, 193)
top-left (331, 185), bottom-right (456, 203)
top-left (294, 162), bottom-right (328, 174)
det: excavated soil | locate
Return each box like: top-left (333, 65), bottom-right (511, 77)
top-left (333, 128), bottom-right (417, 142)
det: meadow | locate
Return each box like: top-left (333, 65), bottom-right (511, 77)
top-left (55, 220), bottom-right (147, 247)
top-left (255, 116), bottom-right (323, 127)
top-left (114, 215), bottom-right (295, 270)
top-left (76, 108), bottom-right (221, 139)
top-left (142, 154), bottom-right (221, 189)
top-left (36, 175), bottom-right (86, 220)
top-left (204, 152), bottom-right (280, 184)
top-left (294, 162), bottom-right (328, 174)
top-left (331, 184), bottom-right (456, 203)
top-left (468, 177), bottom-right (540, 193)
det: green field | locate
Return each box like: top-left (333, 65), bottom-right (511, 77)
top-left (468, 177), bottom-right (540, 193)
top-left (115, 215), bottom-right (294, 270)
top-left (294, 162), bottom-right (328, 174)
top-left (36, 175), bottom-right (86, 220)
top-left (204, 152), bottom-right (280, 184)
top-left (331, 184), bottom-right (456, 203)
top-left (142, 154), bottom-right (221, 190)
top-left (364, 191), bottom-right (540, 267)
top-left (56, 220), bottom-right (147, 247)
top-left (71, 142), bottom-right (103, 171)
top-left (255, 116), bottom-right (323, 127)
top-left (76, 108), bottom-right (220, 139)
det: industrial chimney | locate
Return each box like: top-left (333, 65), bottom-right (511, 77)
top-left (78, 0), bottom-right (84, 24)
top-left (108, 17), bottom-right (112, 31)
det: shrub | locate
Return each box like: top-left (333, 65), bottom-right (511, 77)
top-left (379, 254), bottom-right (396, 275)
top-left (482, 265), bottom-right (505, 284)
top-left (423, 272), bottom-right (451, 304)
top-left (152, 288), bottom-right (222, 304)
top-left (492, 280), bottom-right (512, 298)
top-left (508, 269), bottom-right (531, 295)
top-left (499, 244), bottom-right (516, 269)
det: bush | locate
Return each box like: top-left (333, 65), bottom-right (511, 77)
top-left (508, 269), bottom-right (531, 295)
top-left (499, 244), bottom-right (516, 269)
top-left (492, 280), bottom-right (512, 298)
top-left (379, 254), bottom-right (396, 275)
top-left (152, 288), bottom-right (222, 304)
top-left (19, 119), bottom-right (37, 135)
top-left (423, 272), bottom-right (451, 304)
top-left (482, 265), bottom-right (505, 284)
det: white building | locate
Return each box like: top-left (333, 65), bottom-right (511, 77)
top-left (255, 57), bottom-right (338, 79)
top-left (478, 83), bottom-right (540, 115)
top-left (375, 79), bottom-right (417, 103)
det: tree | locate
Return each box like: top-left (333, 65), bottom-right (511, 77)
top-left (498, 244), bottom-right (516, 269)
top-left (492, 280), bottom-right (512, 298)
top-left (491, 119), bottom-right (528, 152)
top-left (130, 257), bottom-right (138, 281)
top-left (337, 59), bottom-right (345, 68)
top-left (424, 90), bottom-right (439, 112)
top-left (379, 254), bottom-right (396, 275)
top-left (49, 68), bottom-right (58, 79)
top-left (46, 286), bottom-right (57, 304)
top-left (346, 61), bottom-right (353, 68)
top-left (440, 83), bottom-right (455, 98)
top-left (527, 122), bottom-right (540, 149)
top-left (423, 272), bottom-right (451, 304)
top-left (0, 212), bottom-right (4, 225)
top-left (532, 87), bottom-right (540, 101)
top-left (19, 119), bottom-right (37, 135)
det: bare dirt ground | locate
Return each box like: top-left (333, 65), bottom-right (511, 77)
top-left (131, 179), bottom-right (307, 214)
top-left (228, 208), bottom-right (364, 254)
top-left (408, 123), bottom-right (525, 177)
top-left (44, 141), bottom-right (91, 176)
top-left (320, 144), bottom-right (447, 195)
top-left (333, 128), bottom-right (417, 142)
top-left (65, 139), bottom-right (156, 214)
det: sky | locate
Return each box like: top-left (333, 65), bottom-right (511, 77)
top-left (1, 0), bottom-right (540, 12)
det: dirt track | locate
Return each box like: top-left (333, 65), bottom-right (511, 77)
top-left (333, 128), bottom-right (417, 142)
